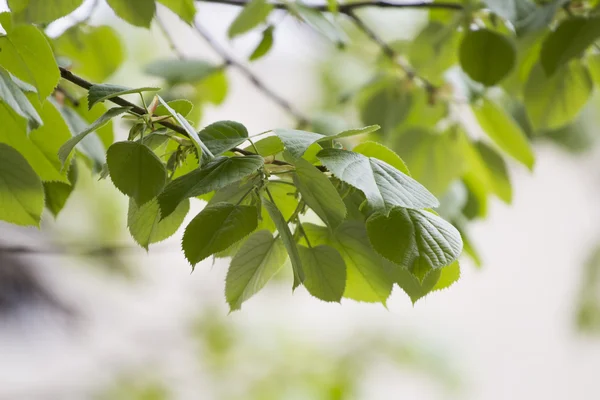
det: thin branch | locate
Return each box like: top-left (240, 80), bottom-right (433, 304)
top-left (155, 14), bottom-right (185, 60)
top-left (58, 67), bottom-right (296, 167)
top-left (346, 11), bottom-right (436, 94)
top-left (191, 19), bottom-right (311, 127)
top-left (196, 0), bottom-right (464, 12)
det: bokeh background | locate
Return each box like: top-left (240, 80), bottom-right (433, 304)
top-left (2, 1), bottom-right (600, 399)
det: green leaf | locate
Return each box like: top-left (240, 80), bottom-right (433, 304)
top-left (392, 260), bottom-right (459, 303)
top-left (459, 29), bottom-right (516, 86)
top-left (332, 221), bottom-right (392, 304)
top-left (326, 125), bottom-right (380, 141)
top-left (156, 95), bottom-right (212, 163)
top-left (145, 59), bottom-right (219, 84)
top-left (263, 198), bottom-right (304, 285)
top-left (55, 25), bottom-right (124, 82)
top-left (366, 208), bottom-right (463, 274)
top-left (0, 143), bottom-right (44, 226)
top-left (524, 61), bottom-right (593, 130)
top-left (462, 138), bottom-right (512, 204)
top-left (392, 263), bottom-right (440, 304)
top-left (473, 98), bottom-right (534, 169)
top-left (225, 230), bottom-right (287, 311)
top-left (8, 0), bottom-right (83, 23)
top-left (58, 107), bottom-right (130, 167)
top-left (274, 129), bottom-right (325, 159)
top-left (432, 261), bottom-right (460, 292)
top-left (540, 17), bottom-right (600, 76)
top-left (182, 202), bottom-right (258, 267)
top-left (249, 26), bottom-right (274, 61)
top-left (353, 141), bottom-right (410, 176)
top-left (0, 101), bottom-right (67, 183)
top-left (154, 99), bottom-right (193, 117)
top-left (298, 244), bottom-right (346, 303)
top-left (392, 128), bottom-right (465, 196)
top-left (359, 80), bottom-right (412, 133)
top-left (157, 0), bottom-right (196, 23)
top-left (228, 0), bottom-right (273, 38)
top-left (128, 198), bottom-right (189, 250)
top-left (199, 120), bottom-right (248, 156)
top-left (292, 157), bottom-right (346, 229)
top-left (244, 135), bottom-right (283, 156)
top-left (106, 0), bottom-right (156, 27)
top-left (87, 84), bottom-right (159, 109)
top-left (317, 148), bottom-right (438, 213)
top-left (43, 161), bottom-right (78, 218)
top-left (107, 141), bottom-right (167, 206)
top-left (0, 67), bottom-right (42, 130)
top-left (288, 3), bottom-right (347, 45)
top-left (158, 155), bottom-right (264, 218)
top-left (0, 24), bottom-right (59, 98)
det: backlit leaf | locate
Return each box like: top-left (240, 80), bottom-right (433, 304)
top-left (87, 84), bottom-right (159, 109)
top-left (299, 244), bottom-right (346, 303)
top-left (459, 29), bottom-right (516, 86)
top-left (128, 198), bottom-right (189, 250)
top-left (199, 120), bottom-right (248, 156)
top-left (228, 0), bottom-right (273, 38)
top-left (0, 143), bottom-right (44, 226)
top-left (106, 0), bottom-right (156, 27)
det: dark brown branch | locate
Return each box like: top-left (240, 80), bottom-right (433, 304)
top-left (196, 0), bottom-right (464, 12)
top-left (58, 67), bottom-right (294, 167)
top-left (191, 20), bottom-right (311, 127)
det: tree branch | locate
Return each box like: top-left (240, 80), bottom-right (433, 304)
top-left (196, 0), bottom-right (464, 12)
top-left (58, 67), bottom-right (295, 167)
top-left (346, 11), bottom-right (436, 94)
top-left (191, 19), bottom-right (311, 127)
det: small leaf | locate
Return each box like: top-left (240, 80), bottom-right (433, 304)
top-left (274, 129), bottom-right (325, 159)
top-left (359, 80), bottom-right (412, 133)
top-left (392, 263), bottom-right (441, 304)
top-left (43, 161), bottom-right (78, 218)
top-left (157, 95), bottom-right (212, 163)
top-left (154, 99), bottom-right (193, 117)
top-left (540, 16), bottom-right (600, 76)
top-left (325, 125), bottom-right (380, 141)
top-left (128, 198), bottom-right (189, 250)
top-left (158, 155), bottom-right (264, 218)
top-left (106, 0), bottom-right (156, 27)
top-left (524, 61), bottom-right (593, 130)
top-left (462, 139), bottom-right (512, 204)
top-left (55, 25), bottom-right (125, 82)
top-left (473, 98), bottom-right (534, 169)
top-left (366, 208), bottom-right (463, 274)
top-left (332, 221), bottom-right (392, 304)
top-left (182, 202), bottom-right (258, 267)
top-left (145, 59), bottom-right (219, 84)
top-left (249, 26), bottom-right (274, 61)
top-left (199, 120), bottom-right (249, 156)
top-left (392, 128), bottom-right (466, 195)
top-left (0, 143), bottom-right (44, 227)
top-left (225, 230), bottom-right (287, 311)
top-left (459, 29), bottom-right (516, 86)
top-left (157, 0), bottom-right (196, 23)
top-left (0, 67), bottom-right (42, 130)
top-left (244, 135), bottom-right (283, 156)
top-left (88, 84), bottom-right (159, 109)
top-left (9, 0), bottom-right (84, 23)
top-left (288, 3), bottom-right (347, 45)
top-left (0, 24), bottom-right (59, 98)
top-left (292, 157), bottom-right (346, 229)
top-left (353, 141), bottom-right (410, 176)
top-left (299, 244), bottom-right (346, 303)
top-left (263, 198), bottom-right (304, 285)
top-left (58, 107), bottom-right (130, 167)
top-left (107, 141), bottom-right (167, 206)
top-left (228, 0), bottom-right (273, 38)
top-left (317, 148), bottom-right (438, 213)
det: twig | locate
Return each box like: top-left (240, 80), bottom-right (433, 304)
top-left (346, 11), bottom-right (436, 94)
top-left (192, 19), bottom-right (311, 127)
top-left (196, 0), bottom-right (464, 12)
top-left (58, 67), bottom-right (297, 167)
top-left (155, 14), bottom-right (185, 60)
top-left (54, 86), bottom-right (80, 107)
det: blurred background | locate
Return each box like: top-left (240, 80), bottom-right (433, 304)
top-left (2, 1), bottom-right (600, 399)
